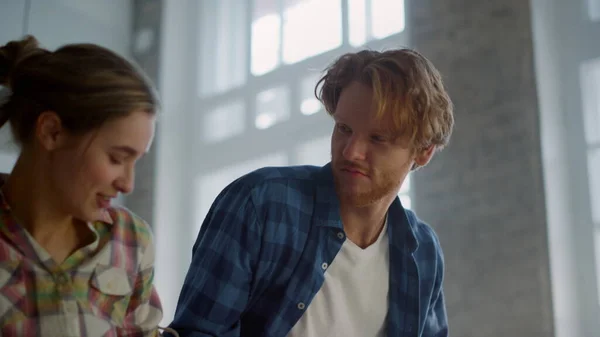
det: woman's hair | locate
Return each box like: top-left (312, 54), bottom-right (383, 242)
top-left (0, 35), bottom-right (159, 146)
top-left (316, 49), bottom-right (454, 151)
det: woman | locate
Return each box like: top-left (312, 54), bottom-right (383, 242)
top-left (0, 36), bottom-right (174, 336)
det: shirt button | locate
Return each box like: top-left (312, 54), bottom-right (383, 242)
top-left (297, 302), bottom-right (305, 310)
top-left (321, 262), bottom-right (328, 270)
top-left (56, 273), bottom-right (68, 284)
top-left (58, 283), bottom-right (72, 296)
top-left (337, 232), bottom-right (345, 240)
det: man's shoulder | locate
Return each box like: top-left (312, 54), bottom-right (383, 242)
top-left (401, 209), bottom-right (445, 288)
top-left (239, 165), bottom-right (321, 185)
top-left (213, 164), bottom-right (324, 208)
top-left (227, 165), bottom-right (321, 194)
top-left (403, 209), bottom-right (443, 254)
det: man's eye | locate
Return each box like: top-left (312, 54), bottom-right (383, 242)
top-left (371, 135), bottom-right (386, 142)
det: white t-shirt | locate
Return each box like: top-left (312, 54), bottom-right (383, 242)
top-left (288, 221), bottom-right (390, 337)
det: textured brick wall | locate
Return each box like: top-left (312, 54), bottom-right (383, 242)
top-left (407, 1), bottom-right (555, 336)
top-left (124, 0), bottom-right (162, 226)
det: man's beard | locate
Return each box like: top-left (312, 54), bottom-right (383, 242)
top-left (333, 167), bottom-right (401, 207)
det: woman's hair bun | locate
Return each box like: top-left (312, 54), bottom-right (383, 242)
top-left (0, 35), bottom-right (43, 88)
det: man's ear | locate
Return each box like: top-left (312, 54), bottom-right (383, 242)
top-left (413, 145), bottom-right (436, 168)
top-left (35, 111), bottom-right (66, 151)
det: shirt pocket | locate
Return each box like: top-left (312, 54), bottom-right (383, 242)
top-left (88, 264), bottom-right (134, 324)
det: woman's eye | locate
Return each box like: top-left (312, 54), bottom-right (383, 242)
top-left (109, 155), bottom-right (123, 164)
top-left (337, 124), bottom-right (351, 133)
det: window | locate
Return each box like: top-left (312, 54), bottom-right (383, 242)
top-left (370, 0), bottom-right (406, 39)
top-left (251, 0), bottom-right (281, 76)
top-left (198, 0), bottom-right (248, 96)
top-left (281, 0), bottom-right (342, 64)
top-left (202, 100), bottom-right (246, 143)
top-left (255, 86), bottom-right (290, 129)
top-left (194, 0), bottom-right (409, 236)
top-left (251, 0), bottom-right (342, 76)
top-left (251, 0), bottom-right (405, 76)
top-left (300, 73), bottom-right (323, 116)
top-left (348, 0), bottom-right (406, 46)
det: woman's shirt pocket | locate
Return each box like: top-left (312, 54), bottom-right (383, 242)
top-left (85, 264), bottom-right (134, 324)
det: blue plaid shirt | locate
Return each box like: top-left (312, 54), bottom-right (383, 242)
top-left (167, 164), bottom-right (448, 337)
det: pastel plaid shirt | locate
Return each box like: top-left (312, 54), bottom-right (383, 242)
top-left (0, 189), bottom-right (165, 336)
top-left (167, 163), bottom-right (448, 337)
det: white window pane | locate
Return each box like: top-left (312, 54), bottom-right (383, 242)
top-left (348, 0), bottom-right (367, 47)
top-left (588, 148), bottom-right (600, 224)
top-left (399, 173), bottom-right (411, 194)
top-left (371, 0), bottom-right (405, 39)
top-left (581, 58), bottom-right (600, 144)
top-left (194, 152), bottom-right (288, 236)
top-left (199, 0), bottom-right (247, 96)
top-left (296, 135), bottom-right (331, 165)
top-left (589, 0), bottom-right (600, 21)
top-left (399, 194), bottom-right (411, 209)
top-left (282, 0), bottom-right (342, 64)
top-left (255, 86), bottom-right (290, 129)
top-left (253, 0), bottom-right (279, 17)
top-left (300, 73), bottom-right (323, 116)
top-left (203, 100), bottom-right (245, 143)
top-left (251, 1), bottom-right (281, 76)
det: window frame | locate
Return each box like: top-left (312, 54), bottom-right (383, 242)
top-left (193, 0), bottom-right (409, 168)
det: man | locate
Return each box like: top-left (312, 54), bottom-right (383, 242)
top-left (167, 49), bottom-right (454, 337)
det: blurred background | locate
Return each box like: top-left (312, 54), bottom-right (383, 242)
top-left (1, 0), bottom-right (599, 336)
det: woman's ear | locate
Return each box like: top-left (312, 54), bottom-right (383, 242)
top-left (35, 111), bottom-right (66, 150)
